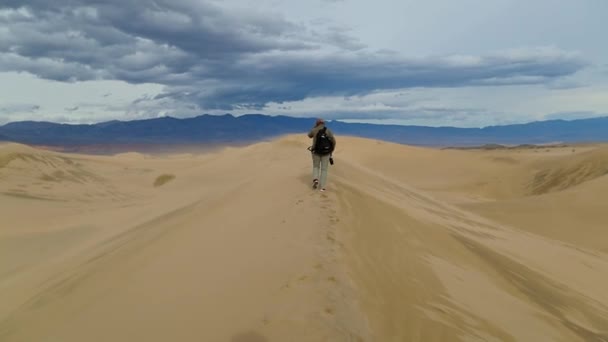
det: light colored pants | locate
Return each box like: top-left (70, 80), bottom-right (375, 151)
top-left (312, 153), bottom-right (330, 188)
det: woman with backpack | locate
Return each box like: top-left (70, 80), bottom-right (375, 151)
top-left (307, 118), bottom-right (336, 192)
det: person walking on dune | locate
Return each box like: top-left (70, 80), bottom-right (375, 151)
top-left (307, 118), bottom-right (336, 191)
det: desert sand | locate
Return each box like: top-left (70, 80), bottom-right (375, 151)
top-left (1, 135), bottom-right (607, 341)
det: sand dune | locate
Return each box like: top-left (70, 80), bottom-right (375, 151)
top-left (1, 136), bottom-right (607, 341)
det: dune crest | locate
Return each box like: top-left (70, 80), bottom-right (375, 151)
top-left (526, 147), bottom-right (608, 195)
top-left (1, 136), bottom-right (607, 341)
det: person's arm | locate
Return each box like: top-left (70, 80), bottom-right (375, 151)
top-left (307, 126), bottom-right (317, 138)
top-left (329, 130), bottom-right (336, 152)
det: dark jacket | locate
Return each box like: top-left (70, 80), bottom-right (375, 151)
top-left (308, 123), bottom-right (336, 154)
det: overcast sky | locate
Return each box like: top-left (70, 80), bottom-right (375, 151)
top-left (1, 0), bottom-right (606, 127)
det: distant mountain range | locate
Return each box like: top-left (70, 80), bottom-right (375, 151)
top-left (1, 114), bottom-right (607, 152)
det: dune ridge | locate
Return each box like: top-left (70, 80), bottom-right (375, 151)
top-left (526, 147), bottom-right (608, 195)
top-left (1, 136), bottom-right (607, 341)
top-left (332, 156), bottom-right (608, 341)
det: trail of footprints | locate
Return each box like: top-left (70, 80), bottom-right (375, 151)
top-left (266, 192), bottom-right (345, 329)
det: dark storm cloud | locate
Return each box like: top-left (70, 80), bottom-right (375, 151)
top-left (0, 1), bottom-right (590, 111)
top-left (163, 49), bottom-right (587, 110)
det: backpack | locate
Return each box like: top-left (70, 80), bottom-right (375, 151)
top-left (314, 127), bottom-right (333, 155)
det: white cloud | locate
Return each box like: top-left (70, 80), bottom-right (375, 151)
top-left (0, 71), bottom-right (163, 124)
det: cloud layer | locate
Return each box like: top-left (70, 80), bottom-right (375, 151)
top-left (0, 0), bottom-right (590, 119)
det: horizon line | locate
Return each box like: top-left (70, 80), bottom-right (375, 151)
top-left (2, 112), bottom-right (608, 130)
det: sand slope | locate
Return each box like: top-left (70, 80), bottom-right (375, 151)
top-left (1, 137), bottom-right (607, 341)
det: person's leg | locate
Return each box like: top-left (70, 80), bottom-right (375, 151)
top-left (319, 154), bottom-right (330, 189)
top-left (312, 153), bottom-right (321, 187)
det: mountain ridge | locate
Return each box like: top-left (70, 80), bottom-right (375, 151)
top-left (1, 114), bottom-right (607, 151)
